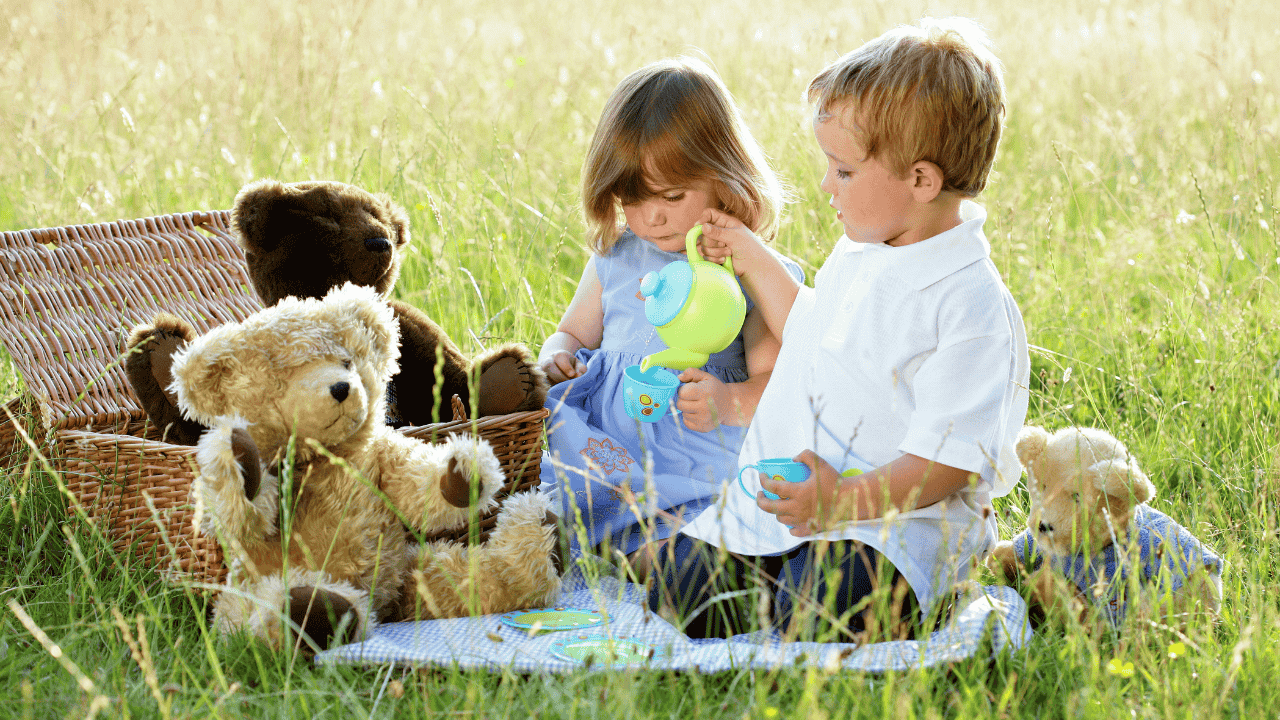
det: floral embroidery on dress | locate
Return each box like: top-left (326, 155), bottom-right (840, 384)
top-left (579, 437), bottom-right (635, 474)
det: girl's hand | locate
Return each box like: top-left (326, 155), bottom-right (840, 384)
top-left (674, 368), bottom-right (734, 431)
top-left (540, 350), bottom-right (587, 384)
top-left (754, 450), bottom-right (848, 536)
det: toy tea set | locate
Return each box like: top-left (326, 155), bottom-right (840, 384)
top-left (622, 225), bottom-right (747, 422)
top-left (498, 607), bottom-right (672, 667)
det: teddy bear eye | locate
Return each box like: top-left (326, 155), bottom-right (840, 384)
top-left (342, 359), bottom-right (352, 370)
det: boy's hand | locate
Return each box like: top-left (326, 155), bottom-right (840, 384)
top-left (696, 208), bottom-right (769, 277)
top-left (539, 351), bottom-right (586, 384)
top-left (674, 368), bottom-right (733, 431)
top-left (755, 450), bottom-right (847, 536)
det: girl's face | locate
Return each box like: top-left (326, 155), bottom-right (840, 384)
top-left (622, 177), bottom-right (716, 253)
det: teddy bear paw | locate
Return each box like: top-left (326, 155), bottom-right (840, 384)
top-left (436, 435), bottom-right (504, 509)
top-left (125, 314), bottom-right (207, 445)
top-left (476, 349), bottom-right (549, 416)
top-left (287, 586), bottom-right (360, 654)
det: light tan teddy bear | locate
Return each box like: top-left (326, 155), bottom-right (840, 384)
top-left (988, 426), bottom-right (1222, 628)
top-left (162, 283), bottom-right (561, 653)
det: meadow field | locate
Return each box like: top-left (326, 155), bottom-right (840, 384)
top-left (1, 0), bottom-right (1278, 716)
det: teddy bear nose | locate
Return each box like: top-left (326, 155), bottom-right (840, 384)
top-left (330, 381), bottom-right (350, 403)
top-left (1038, 522), bottom-right (1054, 534)
top-left (364, 237), bottom-right (391, 253)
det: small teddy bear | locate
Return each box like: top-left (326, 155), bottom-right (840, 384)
top-left (126, 179), bottom-right (547, 442)
top-left (162, 283), bottom-right (561, 652)
top-left (988, 425), bottom-right (1222, 628)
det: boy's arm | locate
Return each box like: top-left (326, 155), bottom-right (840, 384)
top-left (697, 209), bottom-right (800, 341)
top-left (757, 451), bottom-right (975, 535)
top-left (538, 258), bottom-right (603, 383)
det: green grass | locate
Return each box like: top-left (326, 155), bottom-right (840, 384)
top-left (2, 0), bottom-right (1279, 717)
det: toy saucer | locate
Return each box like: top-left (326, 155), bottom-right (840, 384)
top-left (498, 607), bottom-right (608, 633)
top-left (549, 634), bottom-right (670, 667)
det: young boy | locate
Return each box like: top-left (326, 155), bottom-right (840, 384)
top-left (646, 17), bottom-right (1030, 639)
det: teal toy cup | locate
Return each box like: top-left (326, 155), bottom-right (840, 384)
top-left (738, 457), bottom-right (811, 500)
top-left (623, 364), bottom-right (681, 422)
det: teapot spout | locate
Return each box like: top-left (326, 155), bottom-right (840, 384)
top-left (639, 348), bottom-right (710, 372)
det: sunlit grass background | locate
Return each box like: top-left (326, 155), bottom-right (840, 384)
top-left (1, 0), bottom-right (1278, 716)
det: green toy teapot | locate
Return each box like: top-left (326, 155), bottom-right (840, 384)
top-left (638, 225), bottom-right (747, 371)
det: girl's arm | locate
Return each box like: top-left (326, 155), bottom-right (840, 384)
top-left (538, 258), bottom-right (604, 384)
top-left (757, 451), bottom-right (975, 536)
top-left (675, 306), bottom-right (780, 431)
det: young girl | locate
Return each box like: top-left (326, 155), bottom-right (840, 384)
top-left (538, 56), bottom-right (804, 571)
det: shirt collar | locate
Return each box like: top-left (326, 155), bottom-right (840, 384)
top-left (860, 200), bottom-right (991, 290)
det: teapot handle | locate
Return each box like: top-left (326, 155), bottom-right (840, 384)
top-left (685, 225), bottom-right (735, 276)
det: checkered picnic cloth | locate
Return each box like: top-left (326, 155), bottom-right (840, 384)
top-left (315, 560), bottom-right (1031, 673)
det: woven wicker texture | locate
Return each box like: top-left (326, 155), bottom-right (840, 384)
top-left (0, 211), bottom-right (546, 589)
top-left (0, 211), bottom-right (260, 433)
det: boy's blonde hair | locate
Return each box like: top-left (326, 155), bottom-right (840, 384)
top-left (582, 56), bottom-right (784, 254)
top-left (808, 17), bottom-right (1005, 197)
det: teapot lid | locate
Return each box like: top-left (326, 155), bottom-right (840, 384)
top-left (640, 262), bottom-right (693, 327)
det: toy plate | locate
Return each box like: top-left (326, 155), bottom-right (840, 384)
top-left (498, 608), bottom-right (607, 632)
top-left (549, 634), bottom-right (670, 667)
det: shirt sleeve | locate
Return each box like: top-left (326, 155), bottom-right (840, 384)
top-left (784, 286), bottom-right (816, 342)
top-left (898, 285), bottom-right (1028, 492)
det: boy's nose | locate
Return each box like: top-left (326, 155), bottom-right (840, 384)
top-left (646, 204), bottom-right (666, 226)
top-left (820, 170), bottom-right (836, 196)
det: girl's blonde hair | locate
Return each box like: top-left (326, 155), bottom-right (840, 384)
top-left (582, 56), bottom-right (784, 254)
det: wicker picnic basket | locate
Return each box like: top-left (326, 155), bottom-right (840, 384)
top-left (0, 210), bottom-right (546, 589)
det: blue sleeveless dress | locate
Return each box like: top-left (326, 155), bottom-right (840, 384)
top-left (540, 230), bottom-right (804, 555)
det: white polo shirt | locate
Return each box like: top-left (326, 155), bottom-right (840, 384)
top-left (682, 201), bottom-right (1029, 612)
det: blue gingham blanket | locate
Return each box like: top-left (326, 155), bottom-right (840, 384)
top-left (316, 560), bottom-right (1031, 673)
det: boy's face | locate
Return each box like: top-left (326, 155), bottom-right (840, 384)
top-left (813, 112), bottom-right (919, 247)
top-left (622, 175), bottom-right (716, 254)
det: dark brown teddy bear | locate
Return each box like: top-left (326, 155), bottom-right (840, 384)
top-left (126, 179), bottom-right (548, 442)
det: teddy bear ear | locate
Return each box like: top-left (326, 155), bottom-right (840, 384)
top-left (1015, 426), bottom-right (1049, 467)
top-left (233, 179), bottom-right (341, 255)
top-left (168, 331), bottom-right (241, 427)
top-left (1087, 457), bottom-right (1156, 508)
top-left (232, 179), bottom-right (287, 254)
top-left (374, 192), bottom-right (411, 249)
top-left (321, 283), bottom-right (401, 378)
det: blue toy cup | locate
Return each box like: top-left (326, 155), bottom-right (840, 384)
top-left (622, 365), bottom-right (681, 422)
top-left (738, 457), bottom-right (812, 500)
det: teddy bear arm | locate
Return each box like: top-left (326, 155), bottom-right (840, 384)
top-left (1026, 564), bottom-right (1090, 626)
top-left (373, 431), bottom-right (502, 534)
top-left (194, 417), bottom-right (277, 544)
top-left (386, 300), bottom-right (474, 424)
top-left (473, 344), bottom-right (550, 416)
top-left (986, 540), bottom-right (1022, 583)
top-left (124, 314), bottom-right (207, 445)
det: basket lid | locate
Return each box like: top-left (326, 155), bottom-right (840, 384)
top-left (0, 210), bottom-right (264, 432)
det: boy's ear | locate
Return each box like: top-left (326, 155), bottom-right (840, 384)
top-left (909, 161), bottom-right (945, 203)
